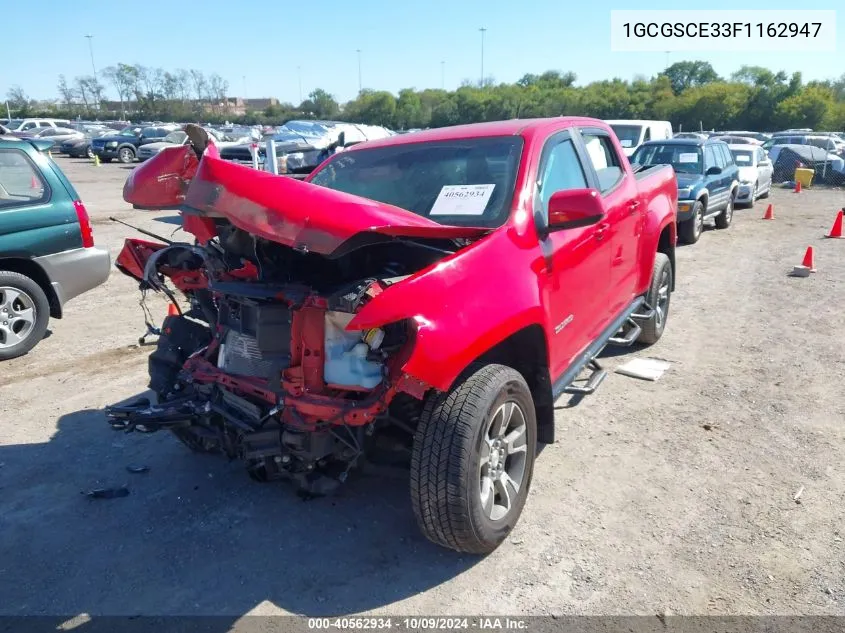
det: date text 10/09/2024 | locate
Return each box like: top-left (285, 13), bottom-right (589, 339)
top-left (622, 22), bottom-right (823, 38)
top-left (307, 617), bottom-right (528, 630)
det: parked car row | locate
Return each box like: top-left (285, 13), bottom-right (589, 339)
top-left (630, 136), bottom-right (773, 244)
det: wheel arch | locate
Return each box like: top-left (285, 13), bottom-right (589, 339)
top-left (467, 324), bottom-right (555, 444)
top-left (0, 257), bottom-right (62, 318)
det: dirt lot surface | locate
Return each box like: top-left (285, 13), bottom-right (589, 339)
top-left (1, 156), bottom-right (844, 619)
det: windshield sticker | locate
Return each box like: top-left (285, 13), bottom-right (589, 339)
top-left (734, 155), bottom-right (751, 162)
top-left (678, 153), bottom-right (699, 163)
top-left (430, 184), bottom-right (496, 216)
top-left (619, 139), bottom-right (633, 147)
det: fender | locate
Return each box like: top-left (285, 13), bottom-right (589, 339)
top-left (636, 186), bottom-right (677, 293)
top-left (348, 228), bottom-right (548, 392)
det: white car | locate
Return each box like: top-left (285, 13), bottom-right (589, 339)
top-left (728, 144), bottom-right (773, 207)
top-left (136, 129), bottom-right (244, 161)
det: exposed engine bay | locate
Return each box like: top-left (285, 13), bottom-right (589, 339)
top-left (108, 219), bottom-right (465, 494)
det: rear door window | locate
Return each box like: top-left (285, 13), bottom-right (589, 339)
top-left (581, 132), bottom-right (624, 193)
top-left (0, 149), bottom-right (50, 208)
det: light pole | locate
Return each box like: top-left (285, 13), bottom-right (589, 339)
top-left (356, 49), bottom-right (362, 93)
top-left (84, 34), bottom-right (98, 108)
top-left (297, 66), bottom-right (302, 104)
top-left (440, 60), bottom-right (445, 90)
top-left (479, 27), bottom-right (487, 87)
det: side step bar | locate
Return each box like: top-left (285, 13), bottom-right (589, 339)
top-left (562, 359), bottom-right (607, 395)
top-left (552, 296), bottom-right (646, 401)
top-left (608, 304), bottom-right (655, 347)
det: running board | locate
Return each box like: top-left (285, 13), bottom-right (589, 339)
top-left (562, 359), bottom-right (607, 395)
top-left (551, 296), bottom-right (645, 401)
top-left (608, 317), bottom-right (642, 347)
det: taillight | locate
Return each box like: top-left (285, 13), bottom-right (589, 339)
top-left (74, 199), bottom-right (95, 248)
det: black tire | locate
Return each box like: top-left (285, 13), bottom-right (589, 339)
top-left (86, 146), bottom-right (95, 159)
top-left (759, 185), bottom-right (770, 199)
top-left (118, 146), bottom-right (135, 164)
top-left (411, 363), bottom-right (537, 554)
top-left (746, 182), bottom-right (758, 208)
top-left (715, 190), bottom-right (735, 229)
top-left (679, 200), bottom-right (704, 244)
top-left (638, 253), bottom-right (672, 345)
top-left (0, 271), bottom-right (50, 361)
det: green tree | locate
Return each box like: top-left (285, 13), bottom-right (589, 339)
top-left (662, 61), bottom-right (721, 95)
top-left (301, 89), bottom-right (339, 119)
top-left (774, 86), bottom-right (834, 130)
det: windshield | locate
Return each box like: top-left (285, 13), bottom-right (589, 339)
top-left (164, 131), bottom-right (187, 144)
top-left (309, 136), bottom-right (524, 228)
top-left (119, 127), bottom-right (139, 137)
top-left (730, 150), bottom-right (754, 165)
top-left (632, 143), bottom-right (703, 175)
top-left (610, 125), bottom-right (642, 149)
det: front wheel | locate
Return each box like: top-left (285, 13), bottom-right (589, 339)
top-left (638, 253), bottom-right (672, 345)
top-left (86, 146), bottom-right (95, 159)
top-left (411, 363), bottom-right (537, 553)
top-left (0, 271), bottom-right (50, 361)
top-left (679, 200), bottom-right (704, 244)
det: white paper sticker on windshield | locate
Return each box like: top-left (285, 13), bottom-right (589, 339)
top-left (620, 139), bottom-right (633, 147)
top-left (430, 184), bottom-right (495, 216)
top-left (678, 153), bottom-right (699, 163)
top-left (735, 155), bottom-right (751, 162)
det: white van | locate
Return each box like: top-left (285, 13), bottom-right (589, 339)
top-left (605, 120), bottom-right (673, 157)
top-left (4, 118), bottom-right (72, 133)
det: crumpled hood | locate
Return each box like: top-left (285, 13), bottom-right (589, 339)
top-left (182, 152), bottom-right (490, 258)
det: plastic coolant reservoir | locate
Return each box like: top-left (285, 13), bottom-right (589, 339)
top-left (323, 311), bottom-right (383, 389)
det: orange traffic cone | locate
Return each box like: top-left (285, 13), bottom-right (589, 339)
top-left (762, 204), bottom-right (775, 220)
top-left (825, 209), bottom-right (844, 239)
top-left (794, 180), bottom-right (802, 193)
top-left (30, 174), bottom-right (39, 190)
top-left (801, 246), bottom-right (816, 272)
top-left (167, 303), bottom-right (180, 316)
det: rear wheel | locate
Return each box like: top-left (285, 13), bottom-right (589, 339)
top-left (0, 271), bottom-right (50, 361)
top-left (638, 253), bottom-right (672, 345)
top-left (715, 191), bottom-right (735, 229)
top-left (86, 146), bottom-right (95, 159)
top-left (118, 147), bottom-right (135, 163)
top-left (679, 200), bottom-right (704, 244)
top-left (411, 363), bottom-right (537, 553)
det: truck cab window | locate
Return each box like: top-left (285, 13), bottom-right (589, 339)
top-left (536, 138), bottom-right (588, 213)
top-left (643, 127), bottom-right (651, 142)
top-left (581, 133), bottom-right (623, 193)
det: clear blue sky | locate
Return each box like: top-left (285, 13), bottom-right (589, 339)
top-left (1, 0), bottom-right (840, 105)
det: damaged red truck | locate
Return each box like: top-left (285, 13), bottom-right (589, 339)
top-left (108, 118), bottom-right (677, 553)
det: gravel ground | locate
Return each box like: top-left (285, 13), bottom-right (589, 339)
top-left (1, 156), bottom-right (844, 619)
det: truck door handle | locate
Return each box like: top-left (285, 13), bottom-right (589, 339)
top-left (628, 201), bottom-right (640, 214)
top-left (594, 222), bottom-right (610, 240)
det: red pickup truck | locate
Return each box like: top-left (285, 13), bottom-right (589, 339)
top-left (108, 118), bottom-right (677, 553)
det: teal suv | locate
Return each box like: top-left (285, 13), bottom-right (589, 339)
top-left (631, 138), bottom-right (739, 244)
top-left (0, 135), bottom-right (110, 359)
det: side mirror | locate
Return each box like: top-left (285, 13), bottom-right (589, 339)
top-left (546, 189), bottom-right (605, 232)
top-left (706, 166), bottom-right (722, 176)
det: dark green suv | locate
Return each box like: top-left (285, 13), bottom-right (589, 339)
top-left (0, 136), bottom-right (110, 359)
